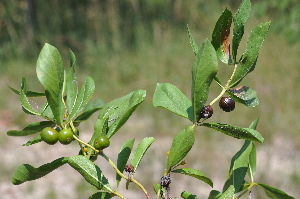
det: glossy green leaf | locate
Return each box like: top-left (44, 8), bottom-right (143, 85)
top-left (68, 155), bottom-right (112, 191)
top-left (232, 0), bottom-right (251, 62)
top-left (230, 21), bottom-right (271, 87)
top-left (75, 99), bottom-right (105, 122)
top-left (256, 183), bottom-right (295, 199)
top-left (153, 83), bottom-right (193, 121)
top-left (66, 63), bottom-right (78, 115)
top-left (116, 138), bottom-right (135, 187)
top-left (12, 157), bottom-right (69, 185)
top-left (7, 121), bottom-right (55, 136)
top-left (212, 8), bottom-right (232, 64)
top-left (131, 137), bottom-right (155, 172)
top-left (192, 39), bottom-right (218, 123)
top-left (181, 191), bottom-right (197, 199)
top-left (219, 185), bottom-right (235, 199)
top-left (224, 140), bottom-right (253, 193)
top-left (22, 134), bottom-right (42, 146)
top-left (36, 43), bottom-right (64, 125)
top-left (187, 24), bottom-right (198, 55)
top-left (201, 123), bottom-right (264, 143)
top-left (8, 85), bottom-right (45, 97)
top-left (94, 89), bottom-right (146, 139)
top-left (172, 168), bottom-right (213, 187)
top-left (228, 86), bottom-right (259, 107)
top-left (167, 126), bottom-right (194, 171)
top-left (69, 76), bottom-right (95, 121)
top-left (89, 192), bottom-right (114, 199)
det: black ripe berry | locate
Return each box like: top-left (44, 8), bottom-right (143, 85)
top-left (199, 105), bottom-right (213, 120)
top-left (219, 97), bottom-right (235, 112)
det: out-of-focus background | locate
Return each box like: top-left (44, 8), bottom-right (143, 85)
top-left (0, 0), bottom-right (299, 198)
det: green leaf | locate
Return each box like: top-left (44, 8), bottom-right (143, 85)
top-left (256, 183), bottom-right (295, 199)
top-left (69, 76), bottom-right (95, 121)
top-left (249, 118), bottom-right (259, 130)
top-left (116, 138), bottom-right (135, 187)
top-left (66, 63), bottom-right (78, 115)
top-left (224, 140), bottom-right (253, 193)
top-left (228, 86), bottom-right (259, 107)
top-left (22, 134), bottom-right (42, 146)
top-left (211, 8), bottom-right (232, 64)
top-left (187, 24), bottom-right (198, 55)
top-left (247, 142), bottom-right (256, 180)
top-left (181, 191), bottom-right (197, 199)
top-left (153, 183), bottom-right (160, 194)
top-left (131, 137), bottom-right (155, 172)
top-left (7, 121), bottom-right (55, 136)
top-left (172, 168), bottom-right (213, 187)
top-left (69, 49), bottom-right (76, 67)
top-left (167, 126), bottom-right (194, 171)
top-left (68, 155), bottom-right (112, 191)
top-left (232, 0), bottom-right (251, 62)
top-left (12, 157), bottom-right (69, 185)
top-left (191, 39), bottom-right (218, 123)
top-left (219, 185), bottom-right (235, 199)
top-left (94, 89), bottom-right (146, 139)
top-left (8, 85), bottom-right (45, 97)
top-left (230, 21), bottom-right (271, 87)
top-left (39, 101), bottom-right (55, 119)
top-left (153, 83), bottom-right (193, 121)
top-left (201, 123), bottom-right (264, 143)
top-left (36, 43), bottom-right (64, 125)
top-left (20, 79), bottom-right (40, 116)
top-left (89, 192), bottom-right (114, 199)
top-left (208, 190), bottom-right (221, 199)
top-left (75, 99), bottom-right (105, 122)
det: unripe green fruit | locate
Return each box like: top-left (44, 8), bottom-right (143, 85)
top-left (94, 135), bottom-right (110, 150)
top-left (58, 129), bottom-right (73, 145)
top-left (41, 127), bottom-right (59, 145)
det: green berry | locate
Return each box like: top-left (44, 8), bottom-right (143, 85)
top-left (58, 129), bottom-right (73, 145)
top-left (41, 127), bottom-right (59, 145)
top-left (94, 135), bottom-right (110, 150)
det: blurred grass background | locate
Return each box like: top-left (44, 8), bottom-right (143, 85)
top-left (0, 0), bottom-right (299, 198)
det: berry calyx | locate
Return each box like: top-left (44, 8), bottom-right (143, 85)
top-left (58, 128), bottom-right (73, 145)
top-left (219, 97), bottom-right (235, 112)
top-left (94, 135), bottom-right (110, 150)
top-left (199, 105), bottom-right (213, 120)
top-left (41, 127), bottom-right (59, 145)
top-left (124, 164), bottom-right (134, 173)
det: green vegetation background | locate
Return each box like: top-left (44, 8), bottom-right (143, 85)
top-left (0, 0), bottom-right (299, 198)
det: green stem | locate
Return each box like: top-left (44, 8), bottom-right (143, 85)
top-left (72, 134), bottom-right (99, 152)
top-left (236, 182), bottom-right (255, 199)
top-left (209, 64), bottom-right (238, 106)
top-left (100, 152), bottom-right (150, 199)
top-left (113, 191), bottom-right (125, 199)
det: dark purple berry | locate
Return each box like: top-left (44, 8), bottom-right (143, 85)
top-left (199, 105), bottom-right (213, 120)
top-left (219, 97), bottom-right (235, 112)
